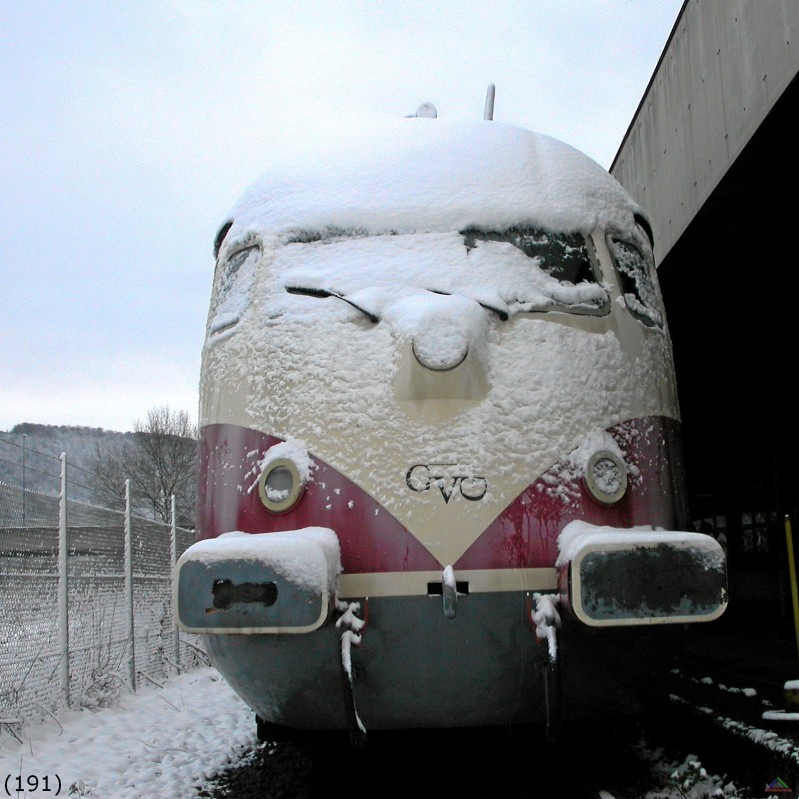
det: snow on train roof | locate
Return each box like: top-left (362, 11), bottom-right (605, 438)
top-left (203, 118), bottom-right (677, 554)
top-left (225, 118), bottom-right (643, 239)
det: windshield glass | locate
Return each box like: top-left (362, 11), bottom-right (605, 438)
top-left (276, 228), bottom-right (609, 321)
top-left (606, 234), bottom-right (663, 328)
top-left (210, 242), bottom-right (260, 335)
top-left (462, 227), bottom-right (607, 315)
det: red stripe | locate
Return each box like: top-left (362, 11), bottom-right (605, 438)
top-left (198, 425), bottom-right (440, 573)
top-left (198, 417), bottom-right (686, 574)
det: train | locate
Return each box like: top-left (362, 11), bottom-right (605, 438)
top-left (174, 93), bottom-right (727, 744)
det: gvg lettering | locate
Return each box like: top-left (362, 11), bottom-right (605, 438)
top-left (405, 463), bottom-right (488, 503)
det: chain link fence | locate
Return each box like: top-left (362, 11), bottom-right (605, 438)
top-left (0, 442), bottom-right (206, 737)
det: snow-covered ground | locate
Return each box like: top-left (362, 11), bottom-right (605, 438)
top-left (0, 668), bottom-right (255, 799)
top-left (0, 665), bottom-right (747, 799)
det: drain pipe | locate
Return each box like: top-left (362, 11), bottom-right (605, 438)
top-left (786, 515), bottom-right (799, 663)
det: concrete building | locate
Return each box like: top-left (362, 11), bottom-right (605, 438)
top-left (611, 0), bottom-right (799, 617)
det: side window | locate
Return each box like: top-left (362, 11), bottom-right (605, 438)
top-left (210, 241), bottom-right (260, 335)
top-left (606, 233), bottom-right (663, 328)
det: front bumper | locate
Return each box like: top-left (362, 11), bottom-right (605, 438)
top-left (558, 521), bottom-right (728, 626)
top-left (174, 527), bottom-right (341, 634)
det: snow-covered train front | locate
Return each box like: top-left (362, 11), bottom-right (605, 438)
top-left (175, 104), bottom-right (727, 740)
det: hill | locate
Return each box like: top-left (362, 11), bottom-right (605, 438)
top-left (0, 424), bottom-right (134, 503)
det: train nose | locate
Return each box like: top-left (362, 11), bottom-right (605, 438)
top-left (392, 294), bottom-right (489, 421)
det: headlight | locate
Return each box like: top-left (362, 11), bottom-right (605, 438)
top-left (584, 450), bottom-right (628, 506)
top-left (257, 457), bottom-right (304, 514)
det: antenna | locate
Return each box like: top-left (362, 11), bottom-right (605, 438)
top-left (484, 83), bottom-right (496, 121)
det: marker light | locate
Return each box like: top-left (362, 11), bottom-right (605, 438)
top-left (585, 450), bottom-right (628, 506)
top-left (258, 458), bottom-right (304, 514)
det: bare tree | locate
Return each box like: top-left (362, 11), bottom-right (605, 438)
top-left (131, 406), bottom-right (197, 526)
top-left (89, 442), bottom-right (130, 513)
top-left (90, 406), bottom-right (198, 527)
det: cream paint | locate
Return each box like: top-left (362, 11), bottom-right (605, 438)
top-left (199, 120), bottom-right (677, 567)
top-left (200, 227), bottom-right (677, 567)
top-left (337, 567), bottom-right (558, 599)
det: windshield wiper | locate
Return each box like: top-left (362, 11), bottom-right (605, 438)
top-left (286, 285), bottom-right (509, 323)
top-left (285, 286), bottom-right (380, 323)
top-left (426, 289), bottom-right (508, 321)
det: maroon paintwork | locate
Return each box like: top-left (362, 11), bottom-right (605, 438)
top-left (197, 416), bottom-right (688, 576)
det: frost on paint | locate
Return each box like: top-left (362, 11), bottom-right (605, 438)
top-left (556, 519), bottom-right (726, 573)
top-left (200, 116), bottom-right (678, 567)
top-left (247, 437), bottom-right (315, 495)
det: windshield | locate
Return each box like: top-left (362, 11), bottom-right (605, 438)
top-left (606, 233), bottom-right (663, 328)
top-left (461, 227), bottom-right (607, 315)
top-left (209, 240), bottom-right (260, 335)
top-left (276, 228), bottom-right (609, 322)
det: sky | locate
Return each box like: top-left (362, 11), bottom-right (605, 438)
top-left (1, 0), bottom-right (685, 433)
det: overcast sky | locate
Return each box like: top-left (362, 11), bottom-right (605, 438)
top-left (1, 0), bottom-right (684, 433)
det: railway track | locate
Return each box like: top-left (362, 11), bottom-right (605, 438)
top-left (193, 645), bottom-right (799, 799)
top-left (196, 710), bottom-right (741, 799)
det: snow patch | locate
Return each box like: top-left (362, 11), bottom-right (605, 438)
top-left (226, 119), bottom-right (643, 241)
top-left (247, 437), bottom-right (315, 495)
top-left (532, 592), bottom-right (561, 662)
top-left (178, 527), bottom-right (341, 592)
top-left (556, 519), bottom-right (724, 571)
top-left (0, 669), bottom-right (255, 799)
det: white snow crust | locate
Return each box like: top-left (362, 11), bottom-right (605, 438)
top-left (246, 437), bottom-right (315, 495)
top-left (178, 527), bottom-right (341, 591)
top-left (556, 519), bottom-right (725, 570)
top-left (566, 430), bottom-right (626, 473)
top-left (531, 592), bottom-right (561, 662)
top-left (225, 119), bottom-right (643, 241)
top-left (2, 667), bottom-right (745, 799)
top-left (762, 710), bottom-right (799, 721)
top-left (200, 117), bottom-right (677, 566)
top-left (0, 669), bottom-right (255, 799)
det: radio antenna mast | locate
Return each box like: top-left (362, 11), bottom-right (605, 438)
top-left (484, 83), bottom-right (496, 121)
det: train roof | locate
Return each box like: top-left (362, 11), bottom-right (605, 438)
top-left (222, 118), bottom-right (646, 245)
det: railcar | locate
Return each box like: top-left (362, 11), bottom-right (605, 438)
top-left (175, 96), bottom-right (727, 742)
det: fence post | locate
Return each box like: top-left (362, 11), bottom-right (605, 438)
top-left (58, 452), bottom-right (69, 707)
top-left (170, 494), bottom-right (180, 668)
top-left (21, 433), bottom-right (27, 525)
top-left (124, 479), bottom-right (136, 692)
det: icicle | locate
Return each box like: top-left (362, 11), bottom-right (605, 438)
top-left (532, 593), bottom-right (561, 663)
top-left (336, 599), bottom-right (366, 634)
top-left (442, 565), bottom-right (458, 619)
top-left (336, 597), bottom-right (368, 740)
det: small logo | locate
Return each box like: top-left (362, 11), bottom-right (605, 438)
top-left (765, 777), bottom-right (792, 793)
top-left (406, 463), bottom-right (487, 503)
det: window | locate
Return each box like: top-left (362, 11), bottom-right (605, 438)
top-left (606, 234), bottom-right (663, 328)
top-left (210, 241), bottom-right (261, 335)
top-left (462, 227), bottom-right (608, 315)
